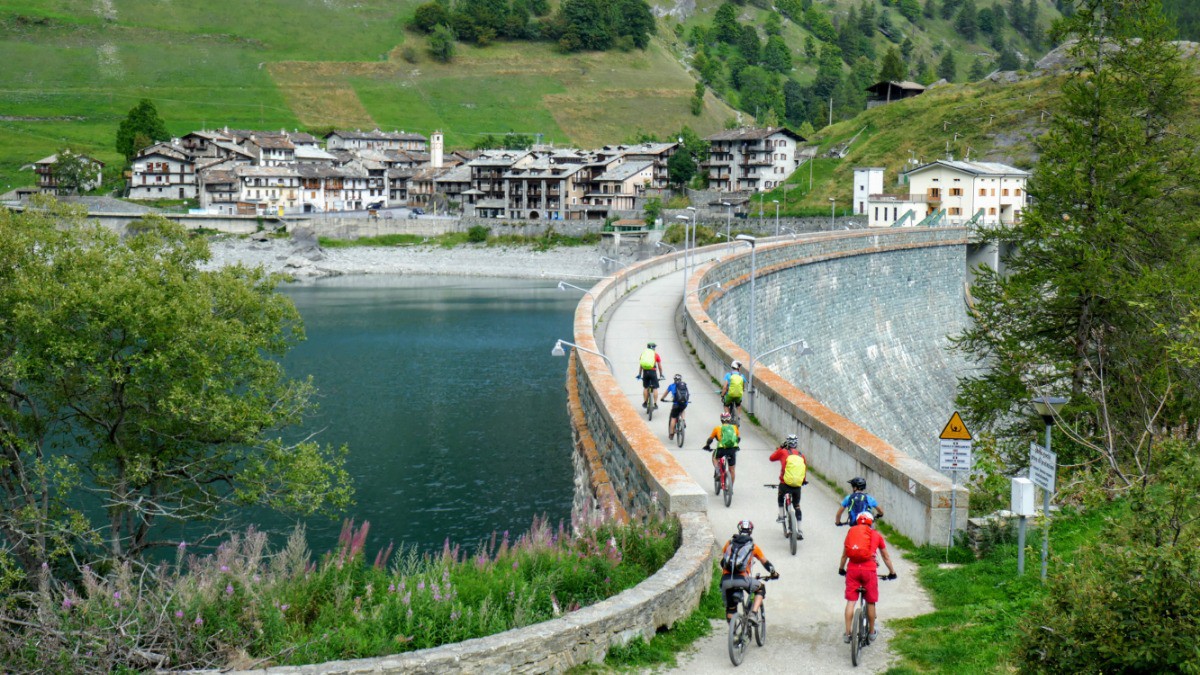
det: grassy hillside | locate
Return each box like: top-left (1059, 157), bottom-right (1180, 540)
top-left (0, 0), bottom-right (738, 189)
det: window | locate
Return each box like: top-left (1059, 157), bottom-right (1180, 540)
top-left (950, 188), bottom-right (963, 196)
top-left (1015, 188), bottom-right (1023, 196)
top-left (979, 188), bottom-right (987, 196)
top-left (1002, 189), bottom-right (1010, 196)
top-left (990, 189), bottom-right (996, 196)
top-left (989, 207), bottom-right (997, 215)
top-left (928, 187), bottom-right (942, 199)
top-left (949, 207), bottom-right (962, 215)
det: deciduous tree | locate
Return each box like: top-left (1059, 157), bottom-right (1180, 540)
top-left (115, 100), bottom-right (168, 163)
top-left (0, 205), bottom-right (353, 573)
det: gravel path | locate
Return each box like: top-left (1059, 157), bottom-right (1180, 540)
top-left (202, 234), bottom-right (612, 281)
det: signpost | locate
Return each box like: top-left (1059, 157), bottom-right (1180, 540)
top-left (939, 412), bottom-right (973, 551)
top-left (1029, 441), bottom-right (1058, 580)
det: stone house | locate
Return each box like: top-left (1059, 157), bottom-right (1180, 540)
top-left (129, 142), bottom-right (196, 200)
top-left (324, 129), bottom-right (428, 153)
top-left (703, 127), bottom-right (805, 192)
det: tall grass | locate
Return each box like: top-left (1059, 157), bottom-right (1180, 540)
top-left (0, 512), bottom-right (680, 671)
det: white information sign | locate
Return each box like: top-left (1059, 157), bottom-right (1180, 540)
top-left (939, 439), bottom-right (973, 472)
top-left (1029, 442), bottom-right (1057, 492)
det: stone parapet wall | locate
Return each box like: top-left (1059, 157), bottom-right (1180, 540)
top-left (684, 229), bottom-right (970, 546)
top-left (227, 513), bottom-right (714, 675)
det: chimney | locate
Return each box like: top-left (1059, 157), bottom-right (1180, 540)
top-left (432, 131), bottom-right (444, 169)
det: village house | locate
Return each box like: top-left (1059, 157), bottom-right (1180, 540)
top-left (865, 159), bottom-right (1030, 227)
top-left (584, 159), bottom-right (654, 213)
top-left (611, 142), bottom-right (678, 189)
top-left (324, 129), bottom-right (428, 153)
top-left (703, 127), bottom-right (805, 192)
top-left (129, 142), bottom-right (195, 200)
top-left (30, 152), bottom-right (104, 195)
top-left (865, 81), bottom-right (926, 108)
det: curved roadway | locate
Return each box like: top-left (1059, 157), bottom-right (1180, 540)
top-left (596, 261), bottom-right (933, 673)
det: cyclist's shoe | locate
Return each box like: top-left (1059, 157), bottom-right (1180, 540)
top-left (776, 515), bottom-right (786, 523)
top-left (843, 633), bottom-right (852, 644)
top-left (668, 433), bottom-right (674, 440)
top-left (868, 630), bottom-right (878, 643)
top-left (797, 529), bottom-right (805, 540)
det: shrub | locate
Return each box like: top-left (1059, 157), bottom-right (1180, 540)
top-left (467, 225), bottom-right (490, 243)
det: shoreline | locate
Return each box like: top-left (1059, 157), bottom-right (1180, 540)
top-left (202, 234), bottom-right (613, 282)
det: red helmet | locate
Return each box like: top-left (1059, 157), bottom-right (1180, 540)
top-left (737, 519), bottom-right (754, 535)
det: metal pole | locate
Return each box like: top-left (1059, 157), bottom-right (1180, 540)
top-left (1041, 422), bottom-right (1052, 581)
top-left (726, 207), bottom-right (732, 254)
top-left (747, 242), bottom-right (756, 414)
top-left (830, 199), bottom-right (835, 231)
top-left (948, 470), bottom-right (957, 556)
top-left (1017, 515), bottom-right (1027, 575)
top-left (774, 201), bottom-right (780, 236)
top-left (759, 193), bottom-right (764, 233)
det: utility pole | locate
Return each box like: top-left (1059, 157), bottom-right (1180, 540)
top-left (828, 97), bottom-right (833, 127)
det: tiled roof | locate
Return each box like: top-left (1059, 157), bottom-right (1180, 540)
top-left (705, 126), bottom-right (805, 142)
top-left (595, 160), bottom-right (653, 182)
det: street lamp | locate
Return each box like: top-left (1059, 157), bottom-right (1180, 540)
top-left (828, 197), bottom-right (836, 231)
top-left (688, 281), bottom-right (722, 296)
top-left (1031, 395), bottom-right (1067, 581)
top-left (772, 199), bottom-right (780, 236)
top-left (722, 200), bottom-right (733, 253)
top-left (556, 280), bottom-right (593, 297)
top-left (655, 241), bottom-right (677, 254)
top-left (735, 234), bottom-right (757, 413)
top-left (759, 191), bottom-right (765, 233)
top-left (551, 339), bottom-right (615, 372)
top-left (599, 255), bottom-right (624, 273)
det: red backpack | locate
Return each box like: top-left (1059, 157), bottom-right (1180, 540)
top-left (843, 525), bottom-right (877, 563)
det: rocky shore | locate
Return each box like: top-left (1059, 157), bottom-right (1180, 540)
top-left (202, 232), bottom-right (612, 281)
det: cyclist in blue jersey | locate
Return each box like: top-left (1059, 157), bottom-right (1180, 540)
top-left (835, 477), bottom-right (885, 526)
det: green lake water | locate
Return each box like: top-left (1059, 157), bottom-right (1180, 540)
top-left (241, 275), bottom-right (579, 556)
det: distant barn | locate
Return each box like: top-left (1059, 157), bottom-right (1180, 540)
top-left (866, 81), bottom-right (926, 108)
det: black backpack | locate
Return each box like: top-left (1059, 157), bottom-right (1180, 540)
top-left (721, 534), bottom-right (753, 572)
top-left (674, 381), bottom-right (690, 404)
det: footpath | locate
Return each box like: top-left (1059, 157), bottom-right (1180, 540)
top-left (597, 266), bottom-right (933, 673)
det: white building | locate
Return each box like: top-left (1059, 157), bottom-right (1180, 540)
top-left (853, 167), bottom-right (884, 215)
top-left (129, 142), bottom-right (196, 200)
top-left (866, 159), bottom-right (1030, 228)
top-left (704, 127), bottom-right (806, 192)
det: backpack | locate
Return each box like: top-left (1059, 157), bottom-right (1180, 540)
top-left (846, 492), bottom-right (871, 524)
top-left (719, 424), bottom-right (738, 449)
top-left (673, 382), bottom-right (690, 404)
top-left (721, 534), bottom-right (754, 572)
top-left (782, 450), bottom-right (807, 487)
top-left (639, 349), bottom-right (656, 370)
top-left (844, 524), bottom-right (877, 563)
top-left (727, 373), bottom-right (744, 398)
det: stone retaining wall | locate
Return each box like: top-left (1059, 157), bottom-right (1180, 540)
top-left (683, 229), bottom-right (970, 546)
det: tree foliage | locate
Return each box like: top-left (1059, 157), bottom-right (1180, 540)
top-left (0, 204), bottom-right (353, 573)
top-left (50, 149), bottom-right (96, 195)
top-left (429, 23), bottom-right (457, 62)
top-left (952, 0), bottom-right (1200, 485)
top-left (115, 99), bottom-right (169, 164)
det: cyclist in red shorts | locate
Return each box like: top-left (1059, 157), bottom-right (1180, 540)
top-left (837, 512), bottom-right (897, 643)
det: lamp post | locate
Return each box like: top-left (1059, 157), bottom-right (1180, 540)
top-left (689, 281), bottom-right (722, 297)
top-left (722, 201), bottom-right (732, 253)
top-left (735, 234), bottom-right (757, 413)
top-left (675, 214), bottom-right (692, 300)
top-left (599, 255), bottom-right (624, 274)
top-left (1031, 395), bottom-right (1067, 581)
top-left (772, 199), bottom-right (780, 236)
top-left (759, 191), bottom-right (765, 234)
top-left (655, 241), bottom-right (677, 254)
top-left (556, 280), bottom-right (593, 297)
top-left (828, 197), bottom-right (836, 231)
top-left (551, 339), bottom-right (615, 372)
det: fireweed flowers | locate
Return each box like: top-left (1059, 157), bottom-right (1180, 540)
top-left (0, 513), bottom-right (679, 669)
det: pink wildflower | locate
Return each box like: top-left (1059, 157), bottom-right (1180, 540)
top-left (225, 584), bottom-right (234, 596)
top-left (388, 583), bottom-right (396, 593)
top-left (175, 610), bottom-right (184, 619)
top-left (194, 616), bottom-right (203, 626)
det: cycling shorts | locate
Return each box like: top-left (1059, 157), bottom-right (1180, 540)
top-left (845, 562), bottom-right (880, 603)
top-left (724, 393), bottom-right (743, 407)
top-left (641, 369), bottom-right (659, 389)
top-left (715, 446), bottom-right (739, 466)
top-left (720, 574), bottom-right (765, 612)
top-left (777, 483), bottom-right (802, 511)
top-left (669, 403), bottom-right (687, 419)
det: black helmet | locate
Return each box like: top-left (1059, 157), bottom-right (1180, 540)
top-left (647, 342), bottom-right (657, 348)
top-left (849, 477), bottom-right (867, 490)
top-left (673, 374), bottom-right (682, 383)
top-left (737, 519), bottom-right (754, 535)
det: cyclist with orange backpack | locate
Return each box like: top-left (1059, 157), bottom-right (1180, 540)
top-left (768, 434), bottom-right (807, 535)
top-left (837, 512), bottom-right (897, 644)
top-left (720, 520), bottom-right (778, 621)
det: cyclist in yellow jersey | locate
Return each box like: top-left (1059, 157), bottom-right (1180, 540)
top-left (704, 412), bottom-right (741, 484)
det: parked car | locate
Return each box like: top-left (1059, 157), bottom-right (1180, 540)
top-left (411, 207), bottom-right (425, 215)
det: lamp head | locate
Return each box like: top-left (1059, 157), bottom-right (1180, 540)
top-left (798, 340), bottom-right (814, 356)
top-left (735, 234), bottom-right (756, 246)
top-left (676, 214), bottom-right (689, 221)
top-left (1031, 395), bottom-right (1068, 425)
top-left (551, 340), bottom-right (566, 357)
top-left (556, 281), bottom-right (566, 291)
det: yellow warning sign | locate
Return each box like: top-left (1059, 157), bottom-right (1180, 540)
top-left (939, 411), bottom-right (973, 440)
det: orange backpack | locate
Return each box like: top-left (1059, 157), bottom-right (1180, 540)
top-left (844, 525), bottom-right (877, 563)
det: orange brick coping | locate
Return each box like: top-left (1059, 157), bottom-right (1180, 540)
top-left (566, 352), bottom-right (629, 523)
top-left (686, 230), bottom-right (966, 501)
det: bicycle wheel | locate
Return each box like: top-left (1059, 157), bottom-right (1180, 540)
top-left (714, 462), bottom-right (722, 495)
top-left (723, 473), bottom-right (733, 507)
top-left (754, 608), bottom-right (766, 646)
top-left (851, 604), bottom-right (863, 666)
top-left (787, 508), bottom-right (798, 555)
top-left (728, 613), bottom-right (747, 666)
top-left (647, 400), bottom-right (653, 421)
top-left (676, 418), bottom-right (685, 447)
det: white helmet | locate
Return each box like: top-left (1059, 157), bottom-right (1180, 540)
top-left (731, 360), bottom-right (741, 370)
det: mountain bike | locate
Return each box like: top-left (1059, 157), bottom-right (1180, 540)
top-left (846, 573), bottom-right (895, 667)
top-left (764, 484), bottom-right (802, 555)
top-left (727, 574), bottom-right (775, 666)
top-left (673, 413), bottom-right (686, 447)
top-left (710, 449), bottom-right (733, 507)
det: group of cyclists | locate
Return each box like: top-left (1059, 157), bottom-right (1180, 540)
top-left (637, 343), bottom-right (900, 651)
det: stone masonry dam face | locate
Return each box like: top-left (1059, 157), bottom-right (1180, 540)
top-left (708, 242), bottom-right (972, 473)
